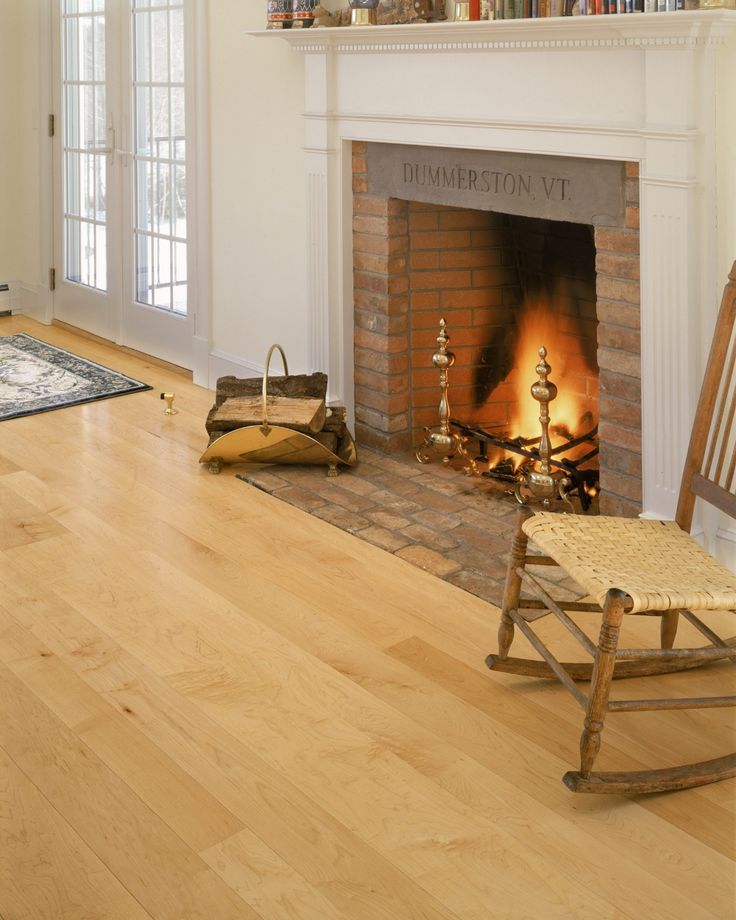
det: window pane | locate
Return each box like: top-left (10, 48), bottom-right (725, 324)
top-left (153, 238), bottom-right (172, 309)
top-left (135, 86), bottom-right (151, 154)
top-left (81, 153), bottom-right (95, 218)
top-left (173, 240), bottom-right (187, 315)
top-left (96, 155), bottom-right (107, 221)
top-left (151, 11), bottom-right (169, 84)
top-left (96, 224), bottom-right (107, 290)
top-left (170, 9), bottom-right (184, 83)
top-left (171, 86), bottom-right (185, 161)
top-left (94, 15), bottom-right (105, 80)
top-left (95, 84), bottom-right (106, 146)
top-left (174, 163), bottom-right (186, 238)
top-left (64, 18), bottom-right (78, 80)
top-left (66, 151), bottom-right (81, 216)
top-left (154, 160), bottom-right (170, 235)
top-left (137, 233), bottom-right (154, 304)
top-left (152, 86), bottom-right (170, 160)
top-left (134, 10), bottom-right (150, 82)
top-left (81, 221), bottom-right (94, 286)
top-left (66, 219), bottom-right (81, 282)
top-left (78, 16), bottom-right (95, 83)
top-left (64, 85), bottom-right (79, 148)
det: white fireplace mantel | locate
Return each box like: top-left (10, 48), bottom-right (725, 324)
top-left (253, 12), bottom-right (736, 543)
top-left (261, 8), bottom-right (736, 49)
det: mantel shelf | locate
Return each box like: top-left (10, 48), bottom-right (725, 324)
top-left (248, 9), bottom-right (736, 51)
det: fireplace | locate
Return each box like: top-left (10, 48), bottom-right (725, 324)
top-left (352, 141), bottom-right (640, 515)
top-left (256, 10), bottom-right (736, 560)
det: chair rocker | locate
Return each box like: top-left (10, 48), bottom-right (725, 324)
top-left (487, 263), bottom-right (736, 794)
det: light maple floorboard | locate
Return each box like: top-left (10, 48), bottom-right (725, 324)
top-left (0, 316), bottom-right (734, 920)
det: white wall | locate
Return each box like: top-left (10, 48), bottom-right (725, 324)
top-left (0, 0), bottom-right (46, 316)
top-left (207, 0), bottom-right (311, 377)
top-left (19, 0), bottom-right (45, 315)
top-left (0, 0), bottom-right (23, 287)
top-left (716, 34), bottom-right (736, 286)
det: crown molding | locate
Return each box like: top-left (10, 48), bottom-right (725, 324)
top-left (249, 9), bottom-right (736, 53)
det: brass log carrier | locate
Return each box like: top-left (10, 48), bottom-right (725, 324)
top-left (199, 345), bottom-right (357, 476)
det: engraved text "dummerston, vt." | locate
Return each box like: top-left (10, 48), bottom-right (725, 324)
top-left (402, 162), bottom-right (571, 202)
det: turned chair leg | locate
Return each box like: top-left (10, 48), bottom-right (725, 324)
top-left (660, 610), bottom-right (680, 650)
top-left (498, 508), bottom-right (532, 660)
top-left (579, 589), bottom-right (627, 777)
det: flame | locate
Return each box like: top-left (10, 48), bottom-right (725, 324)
top-left (508, 290), bottom-right (591, 444)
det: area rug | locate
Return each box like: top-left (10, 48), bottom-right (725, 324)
top-left (0, 333), bottom-right (151, 421)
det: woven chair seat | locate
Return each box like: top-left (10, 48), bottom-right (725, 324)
top-left (523, 513), bottom-right (736, 614)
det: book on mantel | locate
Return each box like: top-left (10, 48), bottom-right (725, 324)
top-left (490, 0), bottom-right (710, 15)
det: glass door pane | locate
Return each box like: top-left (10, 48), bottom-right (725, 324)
top-left (62, 0), bottom-right (108, 291)
top-left (132, 0), bottom-right (187, 316)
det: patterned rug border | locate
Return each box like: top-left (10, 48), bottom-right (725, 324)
top-left (0, 333), bottom-right (152, 422)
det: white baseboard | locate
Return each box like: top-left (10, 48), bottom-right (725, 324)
top-left (20, 284), bottom-right (38, 317)
top-left (192, 335), bottom-right (210, 389)
top-left (714, 524), bottom-right (736, 572)
top-left (0, 281), bottom-right (20, 313)
top-left (207, 348), bottom-right (263, 389)
top-left (19, 283), bottom-right (52, 324)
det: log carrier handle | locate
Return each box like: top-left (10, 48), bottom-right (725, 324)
top-left (261, 344), bottom-right (289, 433)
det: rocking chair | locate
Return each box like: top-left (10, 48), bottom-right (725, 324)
top-left (487, 263), bottom-right (736, 794)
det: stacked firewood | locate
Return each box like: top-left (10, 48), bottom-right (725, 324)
top-left (205, 373), bottom-right (350, 455)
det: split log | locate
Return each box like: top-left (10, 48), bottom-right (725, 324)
top-left (210, 395), bottom-right (327, 435)
top-left (213, 373), bottom-right (328, 408)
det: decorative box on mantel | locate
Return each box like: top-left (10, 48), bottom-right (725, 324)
top-left (250, 12), bottom-right (736, 558)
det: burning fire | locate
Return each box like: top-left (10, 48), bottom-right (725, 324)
top-left (508, 290), bottom-right (594, 444)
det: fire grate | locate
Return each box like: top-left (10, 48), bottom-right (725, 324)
top-left (448, 419), bottom-right (599, 511)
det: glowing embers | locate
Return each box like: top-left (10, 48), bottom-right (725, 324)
top-left (416, 311), bottom-right (600, 511)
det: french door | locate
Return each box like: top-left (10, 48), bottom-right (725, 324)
top-left (53, 0), bottom-right (194, 370)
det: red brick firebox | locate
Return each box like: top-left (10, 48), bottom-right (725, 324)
top-left (352, 142), bottom-right (641, 517)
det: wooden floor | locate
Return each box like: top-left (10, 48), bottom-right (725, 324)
top-left (0, 316), bottom-right (734, 920)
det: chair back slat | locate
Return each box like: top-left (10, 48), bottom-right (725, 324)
top-left (725, 437), bottom-right (736, 493)
top-left (703, 338), bottom-right (736, 485)
top-left (676, 263), bottom-right (736, 531)
top-left (691, 473), bottom-right (736, 520)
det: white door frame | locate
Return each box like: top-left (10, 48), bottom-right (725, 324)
top-left (39, 0), bottom-right (210, 383)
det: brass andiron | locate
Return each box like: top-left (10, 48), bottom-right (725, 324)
top-left (160, 392), bottom-right (177, 415)
top-left (514, 347), bottom-right (572, 508)
top-left (415, 318), bottom-right (477, 472)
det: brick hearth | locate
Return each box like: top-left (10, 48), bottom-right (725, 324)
top-left (239, 449), bottom-right (582, 607)
top-left (352, 142), bottom-right (642, 517)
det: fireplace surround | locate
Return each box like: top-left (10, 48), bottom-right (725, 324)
top-left (351, 141), bottom-right (638, 513)
top-left (255, 11), bottom-right (736, 559)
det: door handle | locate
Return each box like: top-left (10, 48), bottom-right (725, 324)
top-left (99, 123), bottom-right (131, 165)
